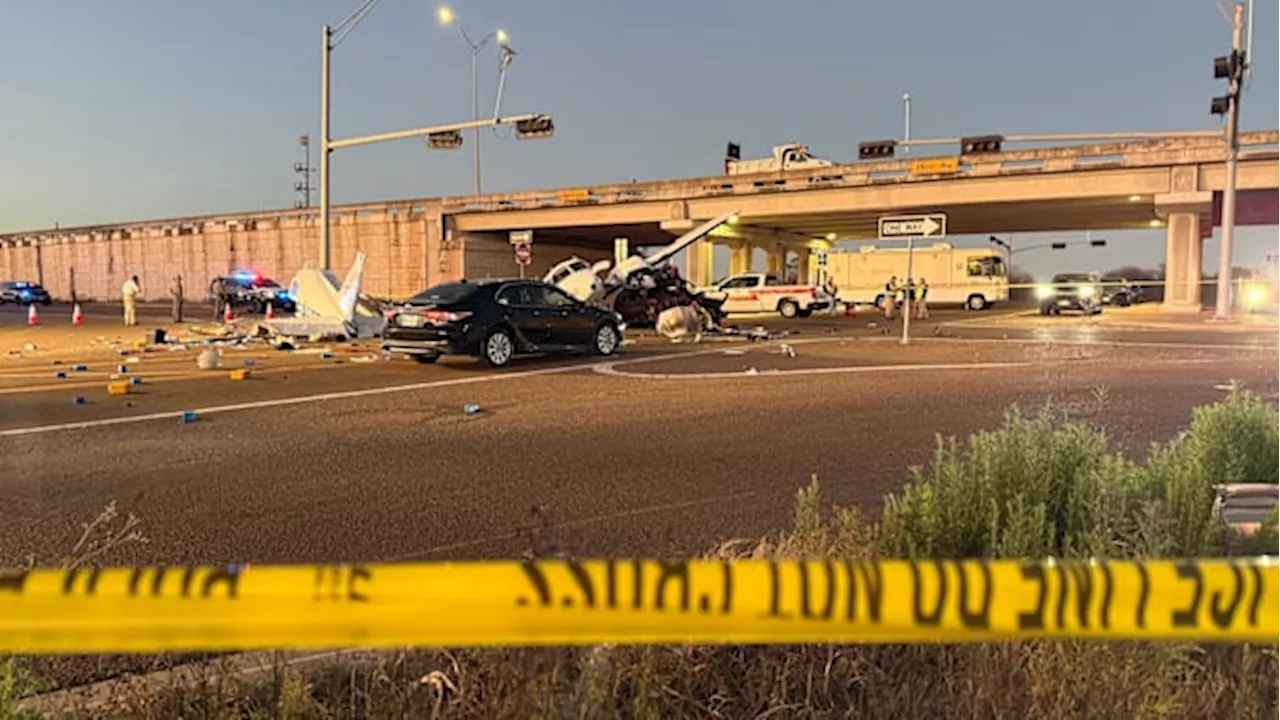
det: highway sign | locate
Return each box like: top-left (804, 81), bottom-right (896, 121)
top-left (509, 230), bottom-right (532, 245)
top-left (878, 213), bottom-right (947, 239)
top-left (910, 157), bottom-right (960, 176)
top-left (514, 242), bottom-right (532, 266)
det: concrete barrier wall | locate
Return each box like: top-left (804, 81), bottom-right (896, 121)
top-left (0, 202), bottom-right (446, 303)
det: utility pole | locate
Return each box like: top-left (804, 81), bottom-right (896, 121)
top-left (902, 93), bottom-right (912, 156)
top-left (294, 134), bottom-right (315, 209)
top-left (1211, 2), bottom-right (1246, 320)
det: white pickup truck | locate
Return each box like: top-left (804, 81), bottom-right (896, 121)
top-left (699, 273), bottom-right (833, 319)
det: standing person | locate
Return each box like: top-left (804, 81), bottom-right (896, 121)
top-left (883, 276), bottom-right (898, 319)
top-left (121, 275), bottom-right (141, 326)
top-left (915, 278), bottom-right (930, 320)
top-left (209, 276), bottom-right (226, 320)
top-left (823, 275), bottom-right (840, 316)
top-left (170, 275), bottom-right (185, 323)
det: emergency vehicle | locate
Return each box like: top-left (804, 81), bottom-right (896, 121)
top-left (820, 243), bottom-right (1008, 311)
top-left (699, 273), bottom-right (832, 319)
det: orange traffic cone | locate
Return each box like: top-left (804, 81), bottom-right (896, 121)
top-left (264, 302), bottom-right (275, 320)
top-left (72, 303), bottom-right (84, 325)
top-left (223, 303), bottom-right (235, 323)
top-left (27, 303), bottom-right (38, 326)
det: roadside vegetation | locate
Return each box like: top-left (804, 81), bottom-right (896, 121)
top-left (6, 389), bottom-right (1278, 719)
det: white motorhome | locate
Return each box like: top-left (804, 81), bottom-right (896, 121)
top-left (822, 243), bottom-right (1008, 311)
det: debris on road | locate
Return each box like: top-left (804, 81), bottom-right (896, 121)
top-left (229, 369), bottom-right (251, 381)
top-left (196, 348), bottom-right (221, 370)
top-left (744, 367), bottom-right (759, 376)
top-left (464, 403), bottom-right (482, 415)
top-left (780, 344), bottom-right (796, 358)
top-left (179, 411), bottom-right (198, 424)
top-left (107, 382), bottom-right (131, 396)
top-left (72, 395), bottom-right (86, 405)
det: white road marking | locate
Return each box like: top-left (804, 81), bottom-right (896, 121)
top-left (865, 336), bottom-right (1279, 352)
top-left (0, 348), bottom-right (719, 439)
top-left (595, 360), bottom-right (1031, 381)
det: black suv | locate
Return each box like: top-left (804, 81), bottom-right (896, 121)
top-left (0, 281), bottom-right (52, 305)
top-left (1037, 273), bottom-right (1102, 316)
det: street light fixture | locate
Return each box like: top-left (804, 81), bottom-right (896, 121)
top-left (317, 0), bottom-right (553, 271)
top-left (437, 5), bottom-right (513, 196)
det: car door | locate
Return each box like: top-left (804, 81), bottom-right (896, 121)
top-left (719, 276), bottom-right (761, 313)
top-left (529, 283), bottom-right (595, 345)
top-left (496, 283), bottom-right (551, 347)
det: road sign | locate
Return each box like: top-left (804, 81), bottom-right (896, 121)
top-left (910, 157), bottom-right (960, 176)
top-left (514, 242), bottom-right (532, 266)
top-left (878, 213), bottom-right (947, 239)
top-left (509, 230), bottom-right (532, 245)
top-left (815, 249), bottom-right (829, 267)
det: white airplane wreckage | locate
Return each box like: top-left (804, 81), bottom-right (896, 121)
top-left (543, 210), bottom-right (739, 333)
top-left (248, 252), bottom-right (387, 344)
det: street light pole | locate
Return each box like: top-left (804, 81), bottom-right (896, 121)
top-left (438, 6), bottom-right (509, 197)
top-left (1213, 2), bottom-right (1245, 320)
top-left (320, 24), bottom-right (332, 271)
top-left (902, 93), bottom-right (912, 156)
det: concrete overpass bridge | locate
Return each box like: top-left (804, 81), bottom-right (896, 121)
top-left (445, 130), bottom-right (1278, 311)
top-left (0, 131), bottom-right (1275, 311)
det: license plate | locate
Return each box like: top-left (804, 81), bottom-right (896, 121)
top-left (396, 314), bottom-right (426, 328)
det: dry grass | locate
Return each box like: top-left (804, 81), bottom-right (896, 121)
top-left (8, 390), bottom-right (1279, 719)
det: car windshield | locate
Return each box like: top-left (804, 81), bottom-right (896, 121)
top-left (408, 282), bottom-right (481, 305)
top-left (1053, 274), bottom-right (1093, 284)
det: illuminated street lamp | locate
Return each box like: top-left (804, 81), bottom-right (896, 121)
top-left (316, 1), bottom-right (551, 270)
top-left (437, 5), bottom-right (515, 196)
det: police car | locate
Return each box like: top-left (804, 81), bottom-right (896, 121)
top-left (209, 271), bottom-right (295, 314)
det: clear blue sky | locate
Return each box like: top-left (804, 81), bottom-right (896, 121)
top-left (1, 0), bottom-right (1276, 279)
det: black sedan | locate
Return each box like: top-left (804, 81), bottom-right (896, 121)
top-left (0, 281), bottom-right (52, 305)
top-left (381, 279), bottom-right (624, 367)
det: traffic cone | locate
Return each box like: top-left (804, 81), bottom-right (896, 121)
top-left (264, 302), bottom-right (275, 320)
top-left (72, 303), bottom-right (84, 325)
top-left (27, 303), bottom-right (38, 326)
top-left (223, 303), bottom-right (235, 323)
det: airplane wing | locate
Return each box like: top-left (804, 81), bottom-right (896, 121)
top-left (642, 210), bottom-right (739, 269)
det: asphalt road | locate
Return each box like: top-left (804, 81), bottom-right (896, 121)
top-left (1, 318), bottom-right (1275, 571)
top-left (2, 313), bottom-right (1277, 691)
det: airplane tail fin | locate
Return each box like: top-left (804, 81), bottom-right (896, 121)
top-left (335, 252), bottom-right (366, 322)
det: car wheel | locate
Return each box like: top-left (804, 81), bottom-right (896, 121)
top-left (966, 294), bottom-right (987, 311)
top-left (1040, 304), bottom-right (1052, 316)
top-left (778, 300), bottom-right (799, 319)
top-left (592, 321), bottom-right (620, 356)
top-left (797, 308), bottom-right (813, 318)
top-left (1114, 294), bottom-right (1130, 307)
top-left (482, 327), bottom-right (515, 368)
top-left (413, 354), bottom-right (439, 364)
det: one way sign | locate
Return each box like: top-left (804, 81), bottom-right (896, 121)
top-left (878, 213), bottom-right (948, 239)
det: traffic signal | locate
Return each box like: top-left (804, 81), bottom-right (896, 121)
top-left (1211, 51), bottom-right (1246, 117)
top-left (961, 135), bottom-right (1003, 154)
top-left (725, 142), bottom-right (741, 161)
top-left (1089, 238), bottom-right (1107, 248)
top-left (858, 140), bottom-right (896, 159)
top-left (1050, 242), bottom-right (1067, 250)
top-left (515, 115), bottom-right (555, 140)
top-left (427, 130), bottom-right (463, 150)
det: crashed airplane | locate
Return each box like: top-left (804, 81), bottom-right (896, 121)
top-left (261, 252), bottom-right (387, 340)
top-left (544, 210), bottom-right (739, 327)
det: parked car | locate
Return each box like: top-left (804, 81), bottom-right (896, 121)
top-left (1037, 273), bottom-right (1102, 316)
top-left (0, 281), bottom-right (52, 306)
top-left (382, 279), bottom-right (624, 367)
top-left (1099, 279), bottom-right (1144, 307)
top-left (208, 271), bottom-right (295, 314)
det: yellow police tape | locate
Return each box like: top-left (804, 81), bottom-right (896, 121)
top-left (0, 558), bottom-right (1275, 653)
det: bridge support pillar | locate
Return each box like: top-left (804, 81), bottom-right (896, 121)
top-left (794, 251), bottom-right (811, 286)
top-left (728, 243), bottom-right (752, 275)
top-left (685, 240), bottom-right (714, 287)
top-left (764, 243), bottom-right (785, 277)
top-left (1156, 191), bottom-right (1212, 312)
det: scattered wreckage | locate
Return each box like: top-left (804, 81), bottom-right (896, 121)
top-left (545, 211), bottom-right (739, 329)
